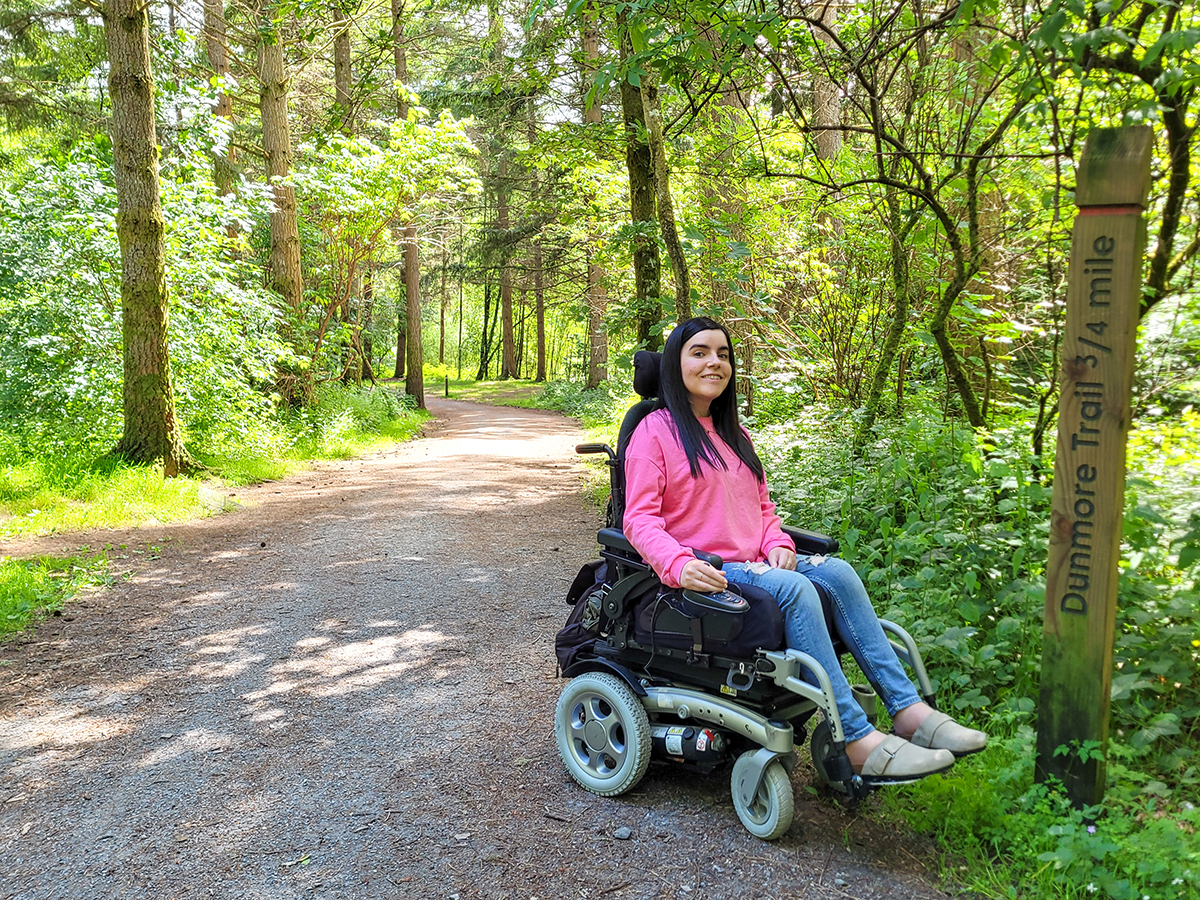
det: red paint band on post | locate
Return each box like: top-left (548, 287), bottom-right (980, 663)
top-left (1077, 205), bottom-right (1144, 216)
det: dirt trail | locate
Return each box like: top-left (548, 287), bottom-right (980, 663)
top-left (0, 399), bottom-right (949, 900)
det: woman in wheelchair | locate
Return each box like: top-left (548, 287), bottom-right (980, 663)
top-left (622, 316), bottom-right (986, 783)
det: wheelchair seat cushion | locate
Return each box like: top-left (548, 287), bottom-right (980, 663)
top-left (633, 581), bottom-right (783, 656)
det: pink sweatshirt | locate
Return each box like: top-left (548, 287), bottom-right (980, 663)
top-left (622, 408), bottom-right (794, 588)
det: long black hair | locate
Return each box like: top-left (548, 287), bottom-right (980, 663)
top-left (659, 317), bottom-right (765, 482)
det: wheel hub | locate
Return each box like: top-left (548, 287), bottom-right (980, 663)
top-left (584, 719), bottom-right (607, 750)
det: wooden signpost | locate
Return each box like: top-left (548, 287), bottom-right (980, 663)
top-left (1035, 126), bottom-right (1153, 807)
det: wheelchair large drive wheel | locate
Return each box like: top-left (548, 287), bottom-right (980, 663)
top-left (730, 751), bottom-right (794, 840)
top-left (555, 672), bottom-right (651, 797)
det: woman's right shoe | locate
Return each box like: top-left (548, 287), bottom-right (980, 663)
top-left (855, 735), bottom-right (954, 786)
top-left (903, 710), bottom-right (988, 758)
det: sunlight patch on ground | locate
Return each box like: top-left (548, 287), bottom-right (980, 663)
top-left (0, 702), bottom-right (136, 752)
top-left (137, 727), bottom-right (239, 768)
top-left (231, 628), bottom-right (465, 700)
top-left (181, 625), bottom-right (272, 679)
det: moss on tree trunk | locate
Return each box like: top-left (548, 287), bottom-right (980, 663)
top-left (103, 0), bottom-right (191, 476)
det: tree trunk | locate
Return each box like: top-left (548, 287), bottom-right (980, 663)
top-left (525, 98), bottom-right (547, 383)
top-left (392, 0), bottom-right (408, 118)
top-left (813, 3), bottom-right (841, 163)
top-left (393, 294), bottom-right (406, 379)
top-left (533, 244), bottom-right (546, 382)
top-left (203, 0), bottom-right (235, 197)
top-left (582, 5), bottom-right (607, 387)
top-left (640, 70), bottom-right (690, 323)
top-left (498, 153), bottom-right (517, 379)
top-left (855, 192), bottom-right (912, 451)
top-left (403, 225), bottom-right (423, 406)
top-left (515, 286), bottom-right (526, 376)
top-left (361, 268), bottom-right (375, 383)
top-left (439, 243), bottom-right (447, 364)
top-left (103, 0), bottom-right (190, 475)
top-left (333, 5), bottom-right (352, 134)
top-left (813, 2), bottom-right (843, 247)
top-left (393, 0), bottom-right (422, 400)
top-left (257, 0), bottom-right (305, 402)
top-left (476, 279), bottom-right (492, 380)
top-left (617, 10), bottom-right (661, 350)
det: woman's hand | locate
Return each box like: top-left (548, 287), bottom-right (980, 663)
top-left (768, 546), bottom-right (797, 571)
top-left (680, 558), bottom-right (728, 592)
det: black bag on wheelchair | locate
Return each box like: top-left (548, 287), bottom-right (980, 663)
top-left (633, 581), bottom-right (784, 657)
top-left (554, 560), bottom-right (608, 673)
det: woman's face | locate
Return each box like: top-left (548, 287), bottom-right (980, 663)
top-left (680, 329), bottom-right (732, 417)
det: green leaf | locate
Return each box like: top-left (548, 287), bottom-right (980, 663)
top-left (1037, 10), bottom-right (1068, 45)
top-left (1131, 713), bottom-right (1181, 748)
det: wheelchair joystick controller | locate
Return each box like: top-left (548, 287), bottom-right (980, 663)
top-left (680, 589), bottom-right (749, 615)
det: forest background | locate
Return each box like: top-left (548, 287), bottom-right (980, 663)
top-left (0, 0), bottom-right (1198, 896)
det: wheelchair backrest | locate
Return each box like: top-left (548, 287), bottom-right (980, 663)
top-left (609, 350), bottom-right (663, 530)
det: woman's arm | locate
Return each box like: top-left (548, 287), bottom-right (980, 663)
top-left (622, 451), bottom-right (698, 589)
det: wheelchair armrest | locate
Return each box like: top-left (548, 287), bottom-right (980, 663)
top-left (782, 526), bottom-right (840, 556)
top-left (597, 527), bottom-right (637, 555)
top-left (599, 529), bottom-right (724, 571)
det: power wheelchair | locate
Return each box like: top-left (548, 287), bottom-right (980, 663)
top-left (554, 351), bottom-right (939, 839)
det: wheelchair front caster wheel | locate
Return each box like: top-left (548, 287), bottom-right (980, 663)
top-left (730, 751), bottom-right (794, 840)
top-left (555, 672), bottom-right (651, 797)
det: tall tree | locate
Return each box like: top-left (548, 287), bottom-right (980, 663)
top-left (257, 0), bottom-right (305, 402)
top-left (203, 0), bottom-right (236, 197)
top-left (333, 2), bottom-right (352, 134)
top-left (393, 0), bottom-right (423, 404)
top-left (618, 8), bottom-right (662, 349)
top-left (497, 149), bottom-right (517, 378)
top-left (581, 3), bottom-right (608, 388)
top-left (527, 98), bottom-right (547, 382)
top-left (641, 68), bottom-right (690, 322)
top-left (102, 0), bottom-right (190, 474)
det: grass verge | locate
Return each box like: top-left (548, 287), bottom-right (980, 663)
top-left (0, 390), bottom-right (427, 541)
top-left (880, 737), bottom-right (1200, 899)
top-left (437, 377), bottom-right (544, 406)
top-left (0, 554), bottom-right (110, 637)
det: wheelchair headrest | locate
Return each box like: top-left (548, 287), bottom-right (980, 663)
top-left (632, 350), bottom-right (662, 399)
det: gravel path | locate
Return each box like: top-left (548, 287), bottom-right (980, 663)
top-left (0, 399), bottom-right (950, 900)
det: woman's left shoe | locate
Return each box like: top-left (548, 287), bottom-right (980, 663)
top-left (902, 711), bottom-right (987, 758)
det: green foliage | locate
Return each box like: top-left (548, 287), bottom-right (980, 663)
top-left (890, 739), bottom-right (1200, 899)
top-left (0, 554), bottom-right (109, 636)
top-left (281, 384), bottom-right (424, 460)
top-left (536, 378), bottom-right (632, 427)
top-left (0, 138), bottom-right (291, 463)
top-left (292, 116), bottom-right (479, 382)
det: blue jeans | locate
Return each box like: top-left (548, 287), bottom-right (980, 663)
top-left (724, 557), bottom-right (921, 743)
